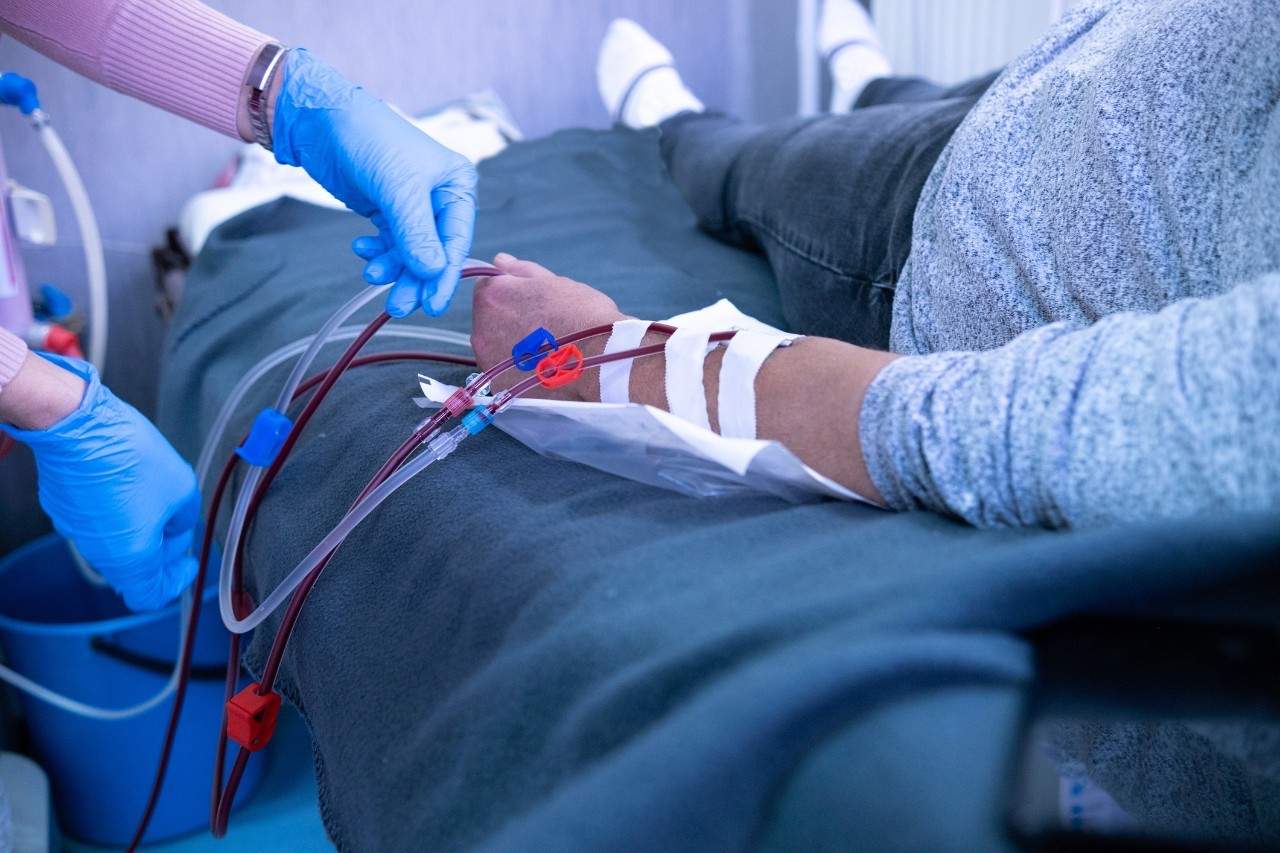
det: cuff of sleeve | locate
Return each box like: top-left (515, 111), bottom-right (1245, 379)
top-left (0, 328), bottom-right (30, 394)
top-left (99, 0), bottom-right (273, 139)
top-left (0, 354), bottom-right (101, 446)
top-left (858, 352), bottom-right (973, 514)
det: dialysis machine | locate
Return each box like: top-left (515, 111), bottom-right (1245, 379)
top-left (1, 71), bottom-right (106, 367)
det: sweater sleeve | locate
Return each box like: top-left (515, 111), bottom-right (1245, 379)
top-left (0, 0), bottom-right (272, 138)
top-left (0, 326), bottom-right (27, 394)
top-left (860, 273), bottom-right (1280, 529)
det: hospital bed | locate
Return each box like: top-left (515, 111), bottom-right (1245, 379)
top-left (158, 125), bottom-right (1280, 851)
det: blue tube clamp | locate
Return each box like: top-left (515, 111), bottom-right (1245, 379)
top-left (513, 327), bottom-right (558, 371)
top-left (235, 408), bottom-right (293, 467)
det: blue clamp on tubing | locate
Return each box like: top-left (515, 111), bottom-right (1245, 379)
top-left (513, 327), bottom-right (558, 371)
top-left (235, 408), bottom-right (294, 467)
top-left (0, 73), bottom-right (41, 115)
top-left (462, 407), bottom-right (494, 435)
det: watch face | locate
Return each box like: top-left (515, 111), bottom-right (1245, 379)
top-left (248, 44), bottom-right (286, 90)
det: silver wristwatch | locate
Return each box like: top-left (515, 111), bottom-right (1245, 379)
top-left (245, 42), bottom-right (288, 151)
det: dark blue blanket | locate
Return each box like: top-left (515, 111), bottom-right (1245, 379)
top-left (158, 128), bottom-right (1280, 851)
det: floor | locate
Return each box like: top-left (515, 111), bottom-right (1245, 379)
top-left (63, 706), bottom-right (332, 852)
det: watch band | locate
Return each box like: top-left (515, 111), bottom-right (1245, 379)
top-left (245, 42), bottom-right (288, 151)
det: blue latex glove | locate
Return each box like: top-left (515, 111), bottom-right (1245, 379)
top-left (0, 355), bottom-right (199, 611)
top-left (273, 49), bottom-right (478, 317)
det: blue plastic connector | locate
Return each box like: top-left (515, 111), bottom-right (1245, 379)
top-left (235, 408), bottom-right (293, 467)
top-left (513, 327), bottom-right (557, 371)
top-left (0, 73), bottom-right (41, 115)
top-left (36, 284), bottom-right (73, 321)
top-left (462, 407), bottom-right (494, 435)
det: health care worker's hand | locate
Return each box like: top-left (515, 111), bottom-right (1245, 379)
top-left (273, 49), bottom-right (477, 318)
top-left (471, 253), bottom-right (628, 400)
top-left (0, 356), bottom-right (199, 611)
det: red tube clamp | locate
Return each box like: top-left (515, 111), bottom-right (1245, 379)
top-left (226, 683), bottom-right (281, 752)
top-left (536, 344), bottom-right (584, 389)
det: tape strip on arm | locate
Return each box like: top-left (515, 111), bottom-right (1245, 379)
top-left (717, 330), bottom-right (788, 440)
top-left (598, 319), bottom-right (651, 403)
top-left (664, 327), bottom-right (713, 431)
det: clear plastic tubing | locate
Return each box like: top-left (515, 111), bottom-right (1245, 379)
top-left (216, 286), bottom-right (383, 628)
top-left (220, 424), bottom-right (459, 634)
top-left (218, 263), bottom-right (499, 631)
top-left (196, 323), bottom-right (472, 491)
top-left (0, 588), bottom-right (192, 719)
top-left (35, 116), bottom-right (108, 372)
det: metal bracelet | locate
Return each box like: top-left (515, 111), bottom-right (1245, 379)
top-left (245, 42), bottom-right (287, 151)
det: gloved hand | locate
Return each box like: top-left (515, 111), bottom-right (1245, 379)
top-left (273, 48), bottom-right (478, 317)
top-left (0, 355), bottom-right (199, 611)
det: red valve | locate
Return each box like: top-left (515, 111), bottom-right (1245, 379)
top-left (443, 387), bottom-right (474, 417)
top-left (226, 683), bottom-right (281, 752)
top-left (535, 344), bottom-right (584, 389)
top-left (27, 323), bottom-right (83, 360)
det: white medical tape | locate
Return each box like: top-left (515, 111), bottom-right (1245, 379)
top-left (598, 319), bottom-right (652, 404)
top-left (716, 330), bottom-right (787, 440)
top-left (664, 327), bottom-right (714, 431)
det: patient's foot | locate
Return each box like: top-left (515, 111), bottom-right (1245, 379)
top-left (819, 0), bottom-right (892, 112)
top-left (597, 18), bottom-right (704, 129)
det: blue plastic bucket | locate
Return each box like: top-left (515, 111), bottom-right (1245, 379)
top-left (0, 534), bottom-right (264, 845)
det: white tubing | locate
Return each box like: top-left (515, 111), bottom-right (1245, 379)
top-left (196, 323), bottom-right (471, 491)
top-left (220, 431), bottom-right (451, 634)
top-left (215, 265), bottom-right (492, 633)
top-left (216, 286), bottom-right (383, 631)
top-left (273, 286), bottom-right (385, 413)
top-left (35, 118), bottom-right (107, 373)
top-left (0, 588), bottom-right (192, 720)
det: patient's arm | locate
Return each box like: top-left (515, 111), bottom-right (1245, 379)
top-left (470, 254), bottom-right (900, 504)
top-left (474, 255), bottom-right (1280, 528)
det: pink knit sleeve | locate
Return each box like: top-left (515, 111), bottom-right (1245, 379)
top-left (0, 326), bottom-right (29, 394)
top-left (0, 0), bottom-right (274, 139)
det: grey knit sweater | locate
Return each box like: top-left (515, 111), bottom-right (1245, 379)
top-left (861, 0), bottom-right (1280, 528)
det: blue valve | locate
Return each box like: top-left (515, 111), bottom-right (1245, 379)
top-left (0, 73), bottom-right (41, 115)
top-left (512, 327), bottom-right (558, 371)
top-left (36, 284), bottom-right (73, 321)
top-left (461, 407), bottom-right (494, 435)
top-left (235, 408), bottom-right (294, 467)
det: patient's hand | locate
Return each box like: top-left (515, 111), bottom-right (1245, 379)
top-left (471, 254), bottom-right (629, 399)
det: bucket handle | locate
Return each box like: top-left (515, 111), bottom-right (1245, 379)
top-left (91, 636), bottom-right (226, 682)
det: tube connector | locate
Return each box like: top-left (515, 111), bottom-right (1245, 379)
top-left (442, 387), bottom-right (474, 418)
top-left (425, 424), bottom-right (470, 462)
top-left (462, 407), bottom-right (494, 435)
top-left (26, 322), bottom-right (84, 359)
top-left (0, 72), bottom-right (40, 115)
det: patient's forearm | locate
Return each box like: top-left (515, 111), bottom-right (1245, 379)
top-left (577, 330), bottom-right (900, 503)
top-left (470, 257), bottom-right (898, 501)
